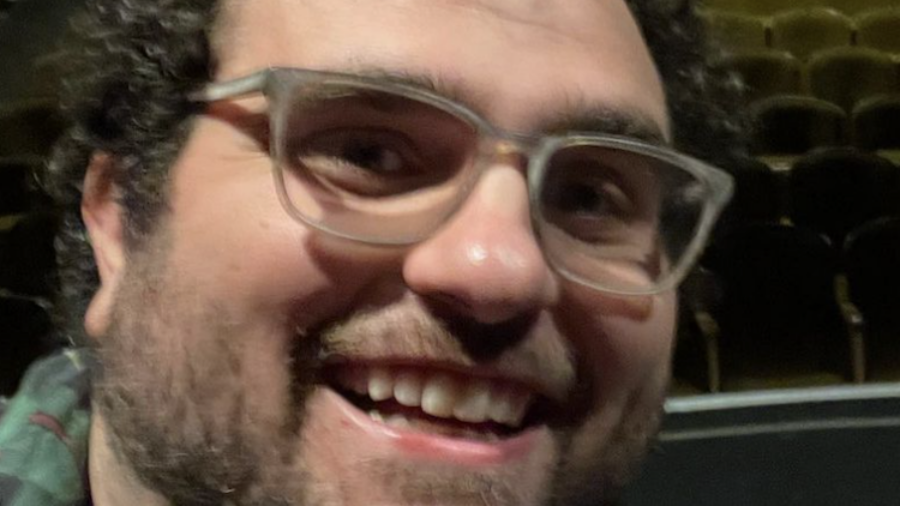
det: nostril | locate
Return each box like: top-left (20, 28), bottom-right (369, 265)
top-left (422, 298), bottom-right (538, 360)
top-left (425, 292), bottom-right (475, 317)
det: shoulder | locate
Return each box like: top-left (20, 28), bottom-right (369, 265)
top-left (0, 349), bottom-right (93, 506)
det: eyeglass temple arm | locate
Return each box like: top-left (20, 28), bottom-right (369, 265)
top-left (188, 71), bottom-right (269, 103)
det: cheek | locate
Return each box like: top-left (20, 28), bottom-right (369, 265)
top-left (559, 286), bottom-right (677, 402)
top-left (163, 119), bottom-right (399, 331)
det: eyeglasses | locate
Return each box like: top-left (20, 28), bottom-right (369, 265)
top-left (192, 67), bottom-right (733, 296)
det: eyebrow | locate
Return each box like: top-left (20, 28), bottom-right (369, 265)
top-left (540, 104), bottom-right (668, 145)
top-left (346, 66), bottom-right (487, 111)
top-left (333, 66), bottom-right (668, 145)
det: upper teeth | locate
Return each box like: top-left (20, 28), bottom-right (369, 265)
top-left (335, 366), bottom-right (534, 428)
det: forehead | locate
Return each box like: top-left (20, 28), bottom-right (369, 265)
top-left (216, 0), bottom-right (668, 135)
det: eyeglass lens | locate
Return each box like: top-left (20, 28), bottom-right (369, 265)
top-left (272, 82), bottom-right (711, 292)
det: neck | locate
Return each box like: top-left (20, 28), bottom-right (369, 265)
top-left (89, 408), bottom-right (171, 506)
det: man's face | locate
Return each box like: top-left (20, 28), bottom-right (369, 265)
top-left (85, 1), bottom-right (675, 505)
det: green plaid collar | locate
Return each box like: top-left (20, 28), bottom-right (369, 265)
top-left (0, 349), bottom-right (92, 506)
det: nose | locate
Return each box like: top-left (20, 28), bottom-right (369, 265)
top-left (402, 162), bottom-right (558, 325)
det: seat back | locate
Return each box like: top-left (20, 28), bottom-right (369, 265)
top-left (808, 47), bottom-right (899, 112)
top-left (844, 217), bottom-right (900, 378)
top-left (788, 148), bottom-right (900, 245)
top-left (704, 224), bottom-right (845, 381)
top-left (856, 8), bottom-right (900, 54)
top-left (751, 95), bottom-right (848, 155)
top-left (729, 159), bottom-right (786, 224)
top-left (820, 0), bottom-right (900, 15)
top-left (703, 10), bottom-right (768, 52)
top-left (771, 8), bottom-right (853, 61)
top-left (723, 50), bottom-right (803, 103)
top-left (844, 217), bottom-right (900, 329)
top-left (853, 94), bottom-right (900, 151)
top-left (707, 224), bottom-right (840, 328)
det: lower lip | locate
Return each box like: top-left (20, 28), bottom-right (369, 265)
top-left (318, 387), bottom-right (544, 467)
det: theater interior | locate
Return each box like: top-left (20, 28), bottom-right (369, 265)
top-left (1, 0), bottom-right (898, 504)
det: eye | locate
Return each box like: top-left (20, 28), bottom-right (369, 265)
top-left (311, 129), bottom-right (406, 174)
top-left (288, 128), bottom-right (430, 196)
top-left (548, 176), bottom-right (633, 218)
top-left (544, 166), bottom-right (636, 218)
top-left (539, 156), bottom-right (644, 244)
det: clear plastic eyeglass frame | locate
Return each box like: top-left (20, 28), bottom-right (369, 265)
top-left (192, 67), bottom-right (734, 296)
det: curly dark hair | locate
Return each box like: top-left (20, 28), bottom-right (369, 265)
top-left (43, 0), bottom-right (747, 347)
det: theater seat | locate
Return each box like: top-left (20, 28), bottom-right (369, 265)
top-left (771, 8), bottom-right (853, 61)
top-left (788, 148), bottom-right (900, 246)
top-left (819, 0), bottom-right (900, 15)
top-left (750, 95), bottom-right (847, 155)
top-left (853, 94), bottom-right (900, 151)
top-left (701, 223), bottom-right (850, 390)
top-left (856, 8), bottom-right (900, 54)
top-left (702, 10), bottom-right (768, 53)
top-left (728, 158), bottom-right (785, 224)
top-left (721, 50), bottom-right (803, 103)
top-left (844, 217), bottom-right (900, 381)
top-left (808, 47), bottom-right (899, 112)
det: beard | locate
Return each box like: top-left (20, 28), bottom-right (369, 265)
top-left (90, 233), bottom-right (666, 506)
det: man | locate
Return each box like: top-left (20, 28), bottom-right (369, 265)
top-left (0, 0), bottom-right (744, 504)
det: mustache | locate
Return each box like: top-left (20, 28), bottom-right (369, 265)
top-left (302, 295), bottom-right (577, 402)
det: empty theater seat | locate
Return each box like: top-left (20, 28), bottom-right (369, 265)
top-left (721, 50), bottom-right (803, 103)
top-left (750, 95), bottom-right (848, 155)
top-left (788, 148), bottom-right (900, 246)
top-left (856, 8), bottom-right (900, 54)
top-left (853, 94), bottom-right (900, 151)
top-left (821, 0), bottom-right (900, 16)
top-left (702, 223), bottom-right (850, 390)
top-left (728, 159), bottom-right (786, 224)
top-left (808, 47), bottom-right (899, 112)
top-left (771, 8), bottom-right (853, 61)
top-left (702, 10), bottom-right (768, 52)
top-left (844, 217), bottom-right (900, 381)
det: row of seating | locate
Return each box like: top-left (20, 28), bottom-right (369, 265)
top-left (701, 0), bottom-right (898, 16)
top-left (673, 147), bottom-right (900, 392)
top-left (723, 46), bottom-right (899, 109)
top-left (750, 94), bottom-right (900, 155)
top-left (730, 148), bottom-right (900, 246)
top-left (705, 7), bottom-right (900, 58)
top-left (675, 217), bottom-right (900, 393)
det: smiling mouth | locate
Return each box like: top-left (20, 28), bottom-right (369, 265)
top-left (324, 363), bottom-right (546, 441)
